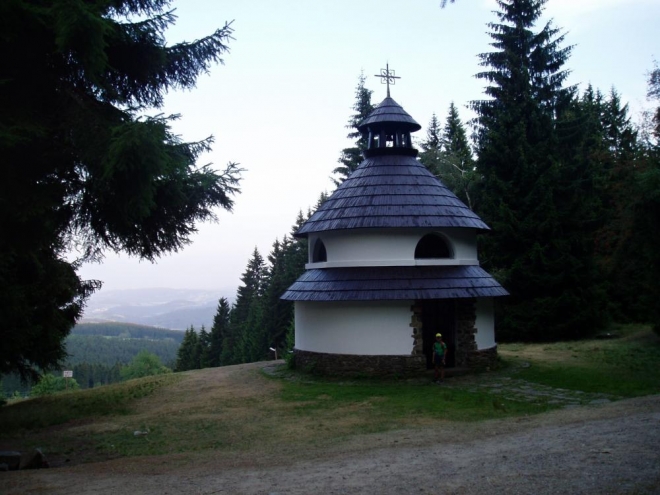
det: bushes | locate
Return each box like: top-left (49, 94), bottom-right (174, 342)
top-left (120, 351), bottom-right (171, 381)
top-left (31, 374), bottom-right (80, 397)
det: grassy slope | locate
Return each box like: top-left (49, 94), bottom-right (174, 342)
top-left (499, 323), bottom-right (660, 397)
top-left (0, 325), bottom-right (658, 465)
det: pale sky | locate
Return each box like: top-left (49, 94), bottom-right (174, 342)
top-left (76, 0), bottom-right (660, 295)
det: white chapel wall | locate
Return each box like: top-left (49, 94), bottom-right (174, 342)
top-left (475, 297), bottom-right (496, 349)
top-left (307, 228), bottom-right (478, 267)
top-left (295, 300), bottom-right (414, 355)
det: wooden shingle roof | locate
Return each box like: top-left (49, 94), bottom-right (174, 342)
top-left (296, 154), bottom-right (489, 235)
top-left (281, 265), bottom-right (508, 301)
top-left (358, 97), bottom-right (421, 132)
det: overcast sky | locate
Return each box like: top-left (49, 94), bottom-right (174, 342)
top-left (76, 0), bottom-right (659, 297)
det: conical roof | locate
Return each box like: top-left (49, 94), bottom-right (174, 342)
top-left (296, 154), bottom-right (488, 235)
top-left (357, 97), bottom-right (421, 132)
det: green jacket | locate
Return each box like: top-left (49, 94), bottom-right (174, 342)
top-left (433, 341), bottom-right (446, 357)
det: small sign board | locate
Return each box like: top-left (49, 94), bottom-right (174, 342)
top-left (62, 370), bottom-right (73, 378)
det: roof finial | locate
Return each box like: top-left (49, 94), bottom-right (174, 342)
top-left (375, 63), bottom-right (400, 98)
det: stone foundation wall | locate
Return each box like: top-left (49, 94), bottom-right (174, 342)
top-left (293, 349), bottom-right (426, 377)
top-left (466, 346), bottom-right (498, 370)
top-left (410, 304), bottom-right (424, 356)
top-left (454, 298), bottom-right (478, 367)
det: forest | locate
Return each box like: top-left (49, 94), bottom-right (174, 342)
top-left (177, 0), bottom-right (660, 371)
top-left (1, 323), bottom-right (181, 396)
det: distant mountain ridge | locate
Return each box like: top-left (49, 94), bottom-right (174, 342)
top-left (81, 287), bottom-right (235, 330)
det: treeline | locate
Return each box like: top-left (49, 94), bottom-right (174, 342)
top-left (463, 1), bottom-right (660, 341)
top-left (65, 335), bottom-right (179, 367)
top-left (175, 209), bottom-right (321, 371)
top-left (1, 323), bottom-right (180, 396)
top-left (73, 322), bottom-right (185, 343)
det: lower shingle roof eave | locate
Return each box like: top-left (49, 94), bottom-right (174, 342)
top-left (281, 266), bottom-right (508, 301)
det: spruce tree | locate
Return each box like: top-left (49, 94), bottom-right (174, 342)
top-left (197, 326), bottom-right (211, 369)
top-left (259, 211), bottom-right (311, 357)
top-left (419, 113), bottom-right (443, 176)
top-left (648, 62), bottom-right (660, 144)
top-left (175, 327), bottom-right (199, 372)
top-left (555, 85), bottom-right (655, 327)
top-left (420, 106), bottom-right (476, 208)
top-left (209, 298), bottom-right (231, 367)
top-left (473, 0), bottom-right (605, 341)
top-left (222, 248), bottom-right (266, 364)
top-left (332, 73), bottom-right (374, 185)
top-left (440, 103), bottom-right (476, 209)
top-left (0, 0), bottom-right (241, 380)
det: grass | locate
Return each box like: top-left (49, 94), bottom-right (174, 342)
top-left (1, 324), bottom-right (658, 464)
top-left (274, 374), bottom-right (553, 429)
top-left (499, 323), bottom-right (660, 397)
top-left (0, 373), bottom-right (180, 434)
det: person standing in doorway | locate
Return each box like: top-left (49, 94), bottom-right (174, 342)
top-left (433, 333), bottom-right (447, 383)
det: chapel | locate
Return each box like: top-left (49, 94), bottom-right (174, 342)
top-left (281, 71), bottom-right (508, 376)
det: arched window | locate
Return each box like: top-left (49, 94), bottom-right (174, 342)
top-left (312, 239), bottom-right (327, 262)
top-left (415, 233), bottom-right (452, 259)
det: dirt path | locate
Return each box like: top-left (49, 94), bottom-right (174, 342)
top-left (2, 363), bottom-right (659, 495)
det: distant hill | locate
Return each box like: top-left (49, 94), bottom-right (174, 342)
top-left (80, 287), bottom-right (235, 330)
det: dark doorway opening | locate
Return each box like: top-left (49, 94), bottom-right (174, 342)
top-left (415, 233), bottom-right (452, 259)
top-left (421, 299), bottom-right (456, 369)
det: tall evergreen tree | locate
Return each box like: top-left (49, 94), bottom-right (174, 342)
top-left (219, 202), bottom-right (321, 365)
top-left (0, 0), bottom-right (242, 380)
top-left (332, 72), bottom-right (375, 185)
top-left (472, 0), bottom-right (605, 341)
top-left (222, 248), bottom-right (266, 364)
top-left (420, 106), bottom-right (476, 208)
top-left (419, 113), bottom-right (443, 176)
top-left (441, 103), bottom-right (477, 209)
top-left (208, 298), bottom-right (231, 367)
top-left (175, 327), bottom-right (199, 372)
top-left (648, 61), bottom-right (660, 144)
top-left (197, 326), bottom-right (211, 369)
top-left (259, 211), bottom-right (311, 356)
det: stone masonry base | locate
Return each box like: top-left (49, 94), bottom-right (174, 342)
top-left (293, 349), bottom-right (426, 377)
top-left (293, 346), bottom-right (498, 378)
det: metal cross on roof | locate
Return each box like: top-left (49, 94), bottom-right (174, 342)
top-left (375, 63), bottom-right (400, 97)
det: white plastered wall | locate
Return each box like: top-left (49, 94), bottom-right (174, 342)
top-left (295, 300), bottom-right (414, 355)
top-left (475, 297), bottom-right (496, 349)
top-left (307, 228), bottom-right (478, 267)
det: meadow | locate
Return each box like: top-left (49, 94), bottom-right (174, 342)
top-left (1, 324), bottom-right (658, 466)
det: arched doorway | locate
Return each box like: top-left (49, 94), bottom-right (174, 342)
top-left (421, 299), bottom-right (456, 369)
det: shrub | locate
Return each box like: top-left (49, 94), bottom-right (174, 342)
top-left (120, 351), bottom-right (172, 381)
top-left (31, 374), bottom-right (80, 397)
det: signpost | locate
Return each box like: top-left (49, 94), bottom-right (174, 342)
top-left (63, 370), bottom-right (73, 390)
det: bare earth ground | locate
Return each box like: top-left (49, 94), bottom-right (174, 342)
top-left (1, 362), bottom-right (659, 495)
